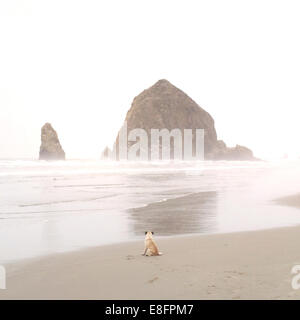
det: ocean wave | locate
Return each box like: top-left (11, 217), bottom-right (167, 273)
top-left (0, 159), bottom-right (271, 177)
top-left (19, 194), bottom-right (116, 208)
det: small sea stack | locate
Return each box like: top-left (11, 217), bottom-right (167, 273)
top-left (39, 123), bottom-right (65, 160)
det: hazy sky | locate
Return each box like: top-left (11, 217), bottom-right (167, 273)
top-left (1, 0), bottom-right (300, 160)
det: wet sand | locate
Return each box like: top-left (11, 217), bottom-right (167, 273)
top-left (1, 225), bottom-right (300, 299)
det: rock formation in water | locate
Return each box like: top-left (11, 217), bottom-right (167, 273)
top-left (39, 123), bottom-right (65, 160)
top-left (105, 79), bottom-right (255, 160)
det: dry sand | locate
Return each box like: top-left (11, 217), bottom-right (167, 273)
top-left (1, 225), bottom-right (300, 300)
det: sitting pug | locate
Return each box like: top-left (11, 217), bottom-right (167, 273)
top-left (142, 231), bottom-right (162, 256)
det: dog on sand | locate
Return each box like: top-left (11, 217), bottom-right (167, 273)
top-left (142, 231), bottom-right (162, 256)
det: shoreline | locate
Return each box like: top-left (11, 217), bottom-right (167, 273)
top-left (2, 220), bottom-right (300, 266)
top-left (1, 225), bottom-right (300, 299)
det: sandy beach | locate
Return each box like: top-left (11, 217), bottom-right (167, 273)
top-left (1, 224), bottom-right (300, 300)
top-left (2, 0), bottom-right (300, 303)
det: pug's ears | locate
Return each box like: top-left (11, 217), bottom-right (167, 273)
top-left (145, 231), bottom-right (147, 235)
top-left (151, 231), bottom-right (154, 235)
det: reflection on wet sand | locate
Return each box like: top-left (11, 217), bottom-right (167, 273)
top-left (128, 191), bottom-right (218, 236)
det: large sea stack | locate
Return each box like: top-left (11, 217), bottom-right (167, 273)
top-left (105, 79), bottom-right (255, 160)
top-left (39, 123), bottom-right (65, 160)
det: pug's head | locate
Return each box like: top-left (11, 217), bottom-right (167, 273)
top-left (144, 231), bottom-right (154, 238)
